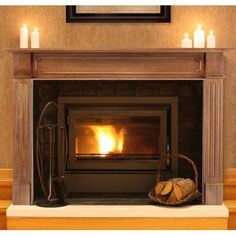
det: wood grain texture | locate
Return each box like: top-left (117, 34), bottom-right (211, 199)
top-left (0, 169), bottom-right (12, 200)
top-left (13, 80), bottom-right (33, 205)
top-left (13, 53), bottom-right (32, 78)
top-left (9, 48), bottom-right (231, 53)
top-left (205, 53), bottom-right (224, 78)
top-left (224, 201), bottom-right (236, 230)
top-left (7, 217), bottom-right (228, 230)
top-left (224, 168), bottom-right (236, 200)
top-left (203, 79), bottom-right (224, 204)
top-left (0, 200), bottom-right (12, 230)
top-left (31, 52), bottom-right (205, 79)
top-left (0, 170), bottom-right (12, 230)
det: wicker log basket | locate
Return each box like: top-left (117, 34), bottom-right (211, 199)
top-left (148, 153), bottom-right (201, 206)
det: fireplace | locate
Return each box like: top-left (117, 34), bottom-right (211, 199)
top-left (60, 96), bottom-right (178, 198)
top-left (11, 48), bottom-right (227, 205)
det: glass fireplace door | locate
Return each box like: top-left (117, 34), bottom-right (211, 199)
top-left (67, 109), bottom-right (167, 167)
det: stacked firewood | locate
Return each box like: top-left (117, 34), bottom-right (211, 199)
top-left (154, 177), bottom-right (196, 204)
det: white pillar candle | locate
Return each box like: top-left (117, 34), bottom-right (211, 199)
top-left (194, 24), bottom-right (205, 48)
top-left (207, 30), bottom-right (216, 48)
top-left (181, 33), bottom-right (192, 48)
top-left (31, 28), bottom-right (40, 48)
top-left (20, 24), bottom-right (28, 48)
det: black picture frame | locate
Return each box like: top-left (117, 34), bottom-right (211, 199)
top-left (66, 5), bottom-right (171, 23)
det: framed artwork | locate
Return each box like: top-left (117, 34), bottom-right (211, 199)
top-left (66, 5), bottom-right (171, 23)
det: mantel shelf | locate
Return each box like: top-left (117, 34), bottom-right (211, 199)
top-left (11, 47), bottom-right (228, 80)
top-left (8, 48), bottom-right (232, 54)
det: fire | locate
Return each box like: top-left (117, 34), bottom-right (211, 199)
top-left (89, 125), bottom-right (125, 155)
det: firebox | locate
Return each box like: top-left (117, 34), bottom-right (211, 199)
top-left (33, 80), bottom-right (203, 204)
top-left (57, 96), bottom-right (178, 200)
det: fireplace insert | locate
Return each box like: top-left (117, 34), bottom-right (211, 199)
top-left (57, 97), bottom-right (178, 199)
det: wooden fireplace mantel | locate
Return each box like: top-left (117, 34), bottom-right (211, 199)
top-left (10, 48), bottom-right (230, 205)
top-left (10, 48), bottom-right (230, 79)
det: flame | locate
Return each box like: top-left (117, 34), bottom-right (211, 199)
top-left (88, 125), bottom-right (125, 155)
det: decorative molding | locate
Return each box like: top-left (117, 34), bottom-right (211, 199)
top-left (203, 79), bottom-right (224, 204)
top-left (9, 49), bottom-right (230, 79)
top-left (205, 53), bottom-right (224, 78)
top-left (13, 53), bottom-right (31, 79)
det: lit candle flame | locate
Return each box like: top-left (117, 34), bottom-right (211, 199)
top-left (184, 33), bottom-right (189, 39)
top-left (34, 27), bottom-right (38, 32)
top-left (197, 24), bottom-right (202, 29)
top-left (209, 30), bottom-right (214, 35)
top-left (23, 24), bottom-right (27, 28)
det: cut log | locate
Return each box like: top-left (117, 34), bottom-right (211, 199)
top-left (173, 183), bottom-right (183, 201)
top-left (167, 187), bottom-right (178, 203)
top-left (160, 178), bottom-right (184, 196)
top-left (155, 181), bottom-right (167, 195)
top-left (174, 178), bottom-right (195, 201)
top-left (161, 181), bottom-right (173, 195)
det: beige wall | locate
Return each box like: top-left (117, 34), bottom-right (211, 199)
top-left (0, 6), bottom-right (236, 168)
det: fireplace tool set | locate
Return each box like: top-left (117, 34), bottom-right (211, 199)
top-left (36, 101), bottom-right (68, 207)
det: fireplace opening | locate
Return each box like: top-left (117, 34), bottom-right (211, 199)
top-left (33, 80), bottom-right (202, 205)
top-left (74, 117), bottom-right (161, 158)
top-left (70, 111), bottom-right (166, 159)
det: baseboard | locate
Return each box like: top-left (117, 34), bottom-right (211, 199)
top-left (0, 169), bottom-right (12, 201)
top-left (224, 168), bottom-right (236, 200)
top-left (224, 201), bottom-right (236, 230)
top-left (7, 217), bottom-right (228, 230)
top-left (0, 200), bottom-right (11, 230)
top-left (0, 169), bottom-right (12, 230)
